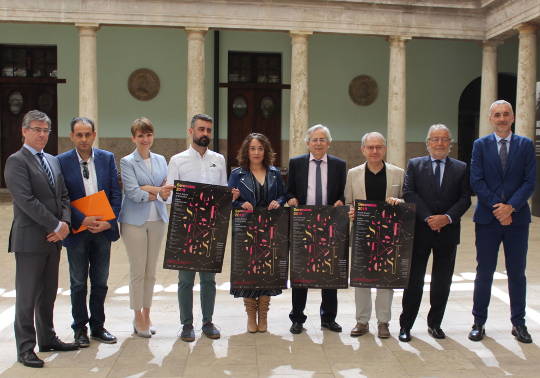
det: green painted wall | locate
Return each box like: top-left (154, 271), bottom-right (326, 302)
top-left (1, 23), bottom-right (539, 143)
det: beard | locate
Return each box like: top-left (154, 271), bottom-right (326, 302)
top-left (193, 135), bottom-right (210, 147)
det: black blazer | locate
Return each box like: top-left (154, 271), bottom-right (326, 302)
top-left (287, 153), bottom-right (346, 205)
top-left (403, 155), bottom-right (471, 245)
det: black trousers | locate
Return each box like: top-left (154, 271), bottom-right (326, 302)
top-left (289, 288), bottom-right (338, 324)
top-left (399, 236), bottom-right (457, 330)
top-left (14, 248), bottom-right (60, 355)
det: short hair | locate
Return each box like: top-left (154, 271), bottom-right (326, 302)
top-left (489, 100), bottom-right (514, 116)
top-left (425, 124), bottom-right (453, 143)
top-left (236, 133), bottom-right (275, 169)
top-left (361, 132), bottom-right (386, 147)
top-left (70, 117), bottom-right (95, 132)
top-left (22, 110), bottom-right (51, 129)
top-left (304, 124), bottom-right (332, 143)
top-left (131, 117), bottom-right (154, 136)
top-left (190, 113), bottom-right (213, 128)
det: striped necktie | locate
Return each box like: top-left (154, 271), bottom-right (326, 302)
top-left (36, 152), bottom-right (55, 188)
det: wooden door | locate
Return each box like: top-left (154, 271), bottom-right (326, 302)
top-left (0, 83), bottom-right (58, 187)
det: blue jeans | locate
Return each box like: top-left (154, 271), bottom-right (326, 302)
top-left (177, 270), bottom-right (216, 325)
top-left (67, 232), bottom-right (111, 332)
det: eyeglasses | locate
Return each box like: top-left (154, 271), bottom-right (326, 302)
top-left (27, 127), bottom-right (52, 134)
top-left (428, 137), bottom-right (451, 143)
top-left (82, 162), bottom-right (89, 179)
top-left (363, 145), bottom-right (385, 151)
top-left (309, 138), bottom-right (328, 143)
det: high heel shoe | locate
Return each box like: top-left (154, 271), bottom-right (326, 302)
top-left (133, 321), bottom-right (151, 338)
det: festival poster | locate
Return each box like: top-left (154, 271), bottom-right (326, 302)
top-left (350, 200), bottom-right (415, 289)
top-left (230, 207), bottom-right (289, 289)
top-left (163, 180), bottom-right (232, 272)
top-left (290, 206), bottom-right (350, 289)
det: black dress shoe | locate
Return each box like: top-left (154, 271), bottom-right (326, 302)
top-left (512, 325), bottom-right (532, 344)
top-left (75, 328), bottom-right (90, 348)
top-left (91, 328), bottom-right (117, 344)
top-left (18, 350), bottom-right (44, 368)
top-left (39, 336), bottom-right (79, 352)
top-left (290, 322), bottom-right (303, 334)
top-left (468, 324), bottom-right (485, 341)
top-left (398, 328), bottom-right (411, 342)
top-left (428, 327), bottom-right (446, 339)
top-left (321, 321), bottom-right (342, 333)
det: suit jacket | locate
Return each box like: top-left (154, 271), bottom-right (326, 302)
top-left (344, 161), bottom-right (404, 204)
top-left (470, 133), bottom-right (536, 225)
top-left (228, 165), bottom-right (287, 208)
top-left (287, 153), bottom-right (346, 205)
top-left (4, 147), bottom-right (70, 254)
top-left (118, 149), bottom-right (169, 226)
top-left (57, 148), bottom-right (122, 247)
top-left (403, 155), bottom-right (471, 245)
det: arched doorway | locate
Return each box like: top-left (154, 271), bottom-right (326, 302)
top-left (457, 73), bottom-right (516, 164)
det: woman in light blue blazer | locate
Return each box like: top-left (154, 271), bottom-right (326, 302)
top-left (119, 117), bottom-right (173, 338)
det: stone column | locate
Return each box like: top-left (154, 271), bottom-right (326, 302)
top-left (515, 23), bottom-right (537, 141)
top-left (76, 23), bottom-right (100, 146)
top-left (185, 27), bottom-right (208, 147)
top-left (289, 31), bottom-right (312, 159)
top-left (479, 40), bottom-right (499, 137)
top-left (386, 36), bottom-right (409, 169)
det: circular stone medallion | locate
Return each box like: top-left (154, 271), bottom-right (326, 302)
top-left (348, 75), bottom-right (378, 106)
top-left (128, 68), bottom-right (160, 101)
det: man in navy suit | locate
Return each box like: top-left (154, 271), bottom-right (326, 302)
top-left (57, 117), bottom-right (122, 347)
top-left (398, 124), bottom-right (471, 342)
top-left (286, 124), bottom-right (347, 334)
top-left (469, 100), bottom-right (536, 343)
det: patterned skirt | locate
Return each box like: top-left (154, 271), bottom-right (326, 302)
top-left (230, 288), bottom-right (282, 298)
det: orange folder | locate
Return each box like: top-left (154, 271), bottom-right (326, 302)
top-left (71, 190), bottom-right (116, 234)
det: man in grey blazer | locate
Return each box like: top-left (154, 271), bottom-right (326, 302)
top-left (4, 110), bottom-right (78, 368)
top-left (345, 132), bottom-right (404, 339)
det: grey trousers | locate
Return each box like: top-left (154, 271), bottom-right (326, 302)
top-left (355, 287), bottom-right (393, 324)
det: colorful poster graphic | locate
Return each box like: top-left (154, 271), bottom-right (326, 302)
top-left (230, 208), bottom-right (289, 289)
top-left (350, 200), bottom-right (415, 289)
top-left (163, 180), bottom-right (232, 272)
top-left (290, 206), bottom-right (349, 289)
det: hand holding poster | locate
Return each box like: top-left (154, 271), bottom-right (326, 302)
top-left (231, 207), bottom-right (289, 289)
top-left (163, 180), bottom-right (232, 272)
top-left (290, 206), bottom-right (349, 289)
top-left (350, 200), bottom-right (415, 289)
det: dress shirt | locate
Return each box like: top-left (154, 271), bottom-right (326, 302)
top-left (306, 153), bottom-right (328, 205)
top-left (76, 149), bottom-right (98, 196)
top-left (166, 145), bottom-right (227, 190)
top-left (494, 132), bottom-right (512, 154)
top-left (365, 163), bottom-right (386, 202)
top-left (429, 155), bottom-right (452, 224)
top-left (23, 144), bottom-right (62, 232)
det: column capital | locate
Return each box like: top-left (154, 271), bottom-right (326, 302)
top-left (479, 39), bottom-right (503, 49)
top-left (387, 35), bottom-right (412, 45)
top-left (515, 23), bottom-right (537, 35)
top-left (185, 27), bottom-right (209, 33)
top-left (290, 31), bottom-right (313, 39)
top-left (75, 23), bottom-right (100, 31)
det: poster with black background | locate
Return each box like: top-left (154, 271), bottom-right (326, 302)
top-left (231, 208), bottom-right (289, 289)
top-left (350, 200), bottom-right (415, 289)
top-left (163, 180), bottom-right (231, 272)
top-left (290, 206), bottom-right (349, 289)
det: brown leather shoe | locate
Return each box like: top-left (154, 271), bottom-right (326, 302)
top-left (350, 322), bottom-right (369, 337)
top-left (378, 322), bottom-right (390, 339)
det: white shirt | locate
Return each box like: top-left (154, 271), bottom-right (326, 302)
top-left (306, 153), bottom-right (328, 206)
top-left (144, 158), bottom-right (161, 221)
top-left (166, 146), bottom-right (227, 200)
top-left (77, 149), bottom-right (98, 196)
top-left (430, 156), bottom-right (446, 187)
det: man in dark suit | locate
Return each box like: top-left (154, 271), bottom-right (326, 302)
top-left (57, 117), bottom-right (122, 347)
top-left (286, 124), bottom-right (347, 334)
top-left (469, 100), bottom-right (536, 343)
top-left (4, 110), bottom-right (79, 368)
top-left (398, 124), bottom-right (471, 342)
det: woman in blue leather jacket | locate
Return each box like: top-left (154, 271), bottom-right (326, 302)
top-left (228, 133), bottom-right (287, 333)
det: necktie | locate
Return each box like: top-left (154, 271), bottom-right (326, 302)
top-left (315, 160), bottom-right (322, 206)
top-left (434, 159), bottom-right (442, 190)
top-left (499, 139), bottom-right (508, 171)
top-left (36, 152), bottom-right (55, 188)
